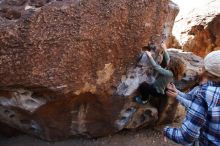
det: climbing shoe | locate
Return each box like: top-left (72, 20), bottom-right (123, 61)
top-left (134, 96), bottom-right (149, 104)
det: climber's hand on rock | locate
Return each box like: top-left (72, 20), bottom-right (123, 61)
top-left (145, 51), bottom-right (152, 58)
top-left (161, 42), bottom-right (167, 50)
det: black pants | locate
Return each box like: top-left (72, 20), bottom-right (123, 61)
top-left (138, 82), bottom-right (166, 101)
top-left (138, 82), bottom-right (168, 113)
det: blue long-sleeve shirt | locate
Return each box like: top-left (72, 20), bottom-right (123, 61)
top-left (176, 82), bottom-right (214, 109)
top-left (176, 87), bottom-right (199, 109)
top-left (164, 81), bottom-right (220, 146)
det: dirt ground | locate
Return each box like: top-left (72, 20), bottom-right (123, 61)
top-left (0, 127), bottom-right (180, 146)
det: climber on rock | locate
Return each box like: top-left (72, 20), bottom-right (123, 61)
top-left (142, 42), bottom-right (170, 68)
top-left (164, 50), bottom-right (220, 146)
top-left (135, 43), bottom-right (186, 104)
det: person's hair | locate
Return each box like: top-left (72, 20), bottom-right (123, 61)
top-left (160, 53), bottom-right (168, 68)
top-left (203, 71), bottom-right (220, 82)
top-left (168, 56), bottom-right (186, 79)
top-left (142, 43), bottom-right (156, 51)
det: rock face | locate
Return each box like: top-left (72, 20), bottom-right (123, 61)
top-left (173, 0), bottom-right (220, 57)
top-left (0, 0), bottom-right (202, 141)
top-left (166, 35), bottom-right (181, 49)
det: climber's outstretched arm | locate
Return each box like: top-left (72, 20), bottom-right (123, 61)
top-left (145, 51), bottom-right (173, 77)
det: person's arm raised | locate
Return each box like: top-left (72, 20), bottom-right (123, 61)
top-left (146, 51), bottom-right (173, 77)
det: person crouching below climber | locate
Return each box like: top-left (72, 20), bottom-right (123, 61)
top-left (135, 50), bottom-right (186, 104)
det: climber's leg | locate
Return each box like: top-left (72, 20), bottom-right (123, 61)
top-left (138, 82), bottom-right (158, 102)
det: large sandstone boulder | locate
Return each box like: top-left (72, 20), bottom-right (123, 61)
top-left (173, 0), bottom-right (220, 57)
top-left (0, 0), bottom-right (202, 141)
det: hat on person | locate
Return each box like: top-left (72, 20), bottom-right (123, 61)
top-left (204, 50), bottom-right (220, 77)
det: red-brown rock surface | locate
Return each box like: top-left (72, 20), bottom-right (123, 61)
top-left (166, 35), bottom-right (181, 49)
top-left (173, 0), bottom-right (220, 57)
top-left (0, 0), bottom-right (202, 141)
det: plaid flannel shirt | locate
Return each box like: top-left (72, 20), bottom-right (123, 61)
top-left (176, 82), bottom-right (214, 109)
top-left (177, 86), bottom-right (200, 109)
top-left (164, 81), bottom-right (220, 146)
